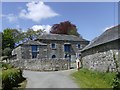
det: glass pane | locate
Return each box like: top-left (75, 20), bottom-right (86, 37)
top-left (32, 45), bottom-right (37, 52)
top-left (64, 45), bottom-right (71, 52)
top-left (32, 52), bottom-right (37, 58)
top-left (31, 45), bottom-right (38, 59)
top-left (52, 44), bottom-right (55, 48)
top-left (78, 44), bottom-right (80, 48)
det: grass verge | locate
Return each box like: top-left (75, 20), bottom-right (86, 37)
top-left (71, 68), bottom-right (116, 88)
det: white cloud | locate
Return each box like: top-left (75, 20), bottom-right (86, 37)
top-left (19, 1), bottom-right (59, 22)
top-left (31, 25), bottom-right (51, 33)
top-left (4, 14), bottom-right (18, 22)
top-left (103, 25), bottom-right (114, 32)
top-left (2, 14), bottom-right (18, 22)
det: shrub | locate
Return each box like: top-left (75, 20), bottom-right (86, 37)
top-left (2, 68), bottom-right (24, 89)
top-left (2, 62), bottom-right (14, 69)
top-left (112, 52), bottom-right (120, 89)
top-left (112, 72), bottom-right (120, 89)
top-left (3, 48), bottom-right (12, 57)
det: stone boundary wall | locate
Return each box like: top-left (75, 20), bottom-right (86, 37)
top-left (82, 50), bottom-right (119, 72)
top-left (81, 40), bottom-right (120, 72)
top-left (9, 58), bottom-right (70, 71)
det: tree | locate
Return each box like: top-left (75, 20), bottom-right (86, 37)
top-left (25, 29), bottom-right (37, 40)
top-left (50, 21), bottom-right (80, 37)
top-left (2, 28), bottom-right (44, 49)
top-left (11, 29), bottom-right (23, 44)
top-left (2, 28), bottom-right (27, 49)
top-left (23, 28), bottom-right (43, 41)
top-left (3, 48), bottom-right (12, 57)
top-left (2, 29), bottom-right (15, 50)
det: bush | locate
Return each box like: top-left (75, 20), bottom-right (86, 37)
top-left (2, 68), bottom-right (24, 89)
top-left (2, 63), bottom-right (13, 69)
top-left (112, 52), bottom-right (120, 89)
top-left (112, 72), bottom-right (120, 89)
top-left (3, 48), bottom-right (12, 57)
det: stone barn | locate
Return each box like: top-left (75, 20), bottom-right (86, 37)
top-left (81, 25), bottom-right (120, 72)
top-left (11, 34), bottom-right (89, 71)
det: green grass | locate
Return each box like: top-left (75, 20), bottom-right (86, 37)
top-left (71, 69), bottom-right (116, 88)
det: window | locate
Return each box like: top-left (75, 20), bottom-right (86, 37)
top-left (65, 54), bottom-right (68, 58)
top-left (32, 52), bottom-right (37, 59)
top-left (64, 44), bottom-right (71, 52)
top-left (76, 53), bottom-right (81, 58)
top-left (31, 45), bottom-right (38, 58)
top-left (52, 55), bottom-right (56, 58)
top-left (51, 43), bottom-right (56, 49)
top-left (77, 44), bottom-right (80, 49)
top-left (65, 54), bottom-right (70, 58)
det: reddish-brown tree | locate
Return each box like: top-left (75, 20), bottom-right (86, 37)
top-left (50, 21), bottom-right (80, 37)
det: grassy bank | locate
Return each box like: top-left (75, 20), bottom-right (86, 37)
top-left (72, 69), bottom-right (116, 88)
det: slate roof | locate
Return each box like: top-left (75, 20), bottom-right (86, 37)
top-left (82, 25), bottom-right (120, 51)
top-left (23, 40), bottom-right (47, 45)
top-left (37, 34), bottom-right (88, 42)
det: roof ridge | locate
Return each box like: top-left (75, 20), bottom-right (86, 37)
top-left (82, 24), bottom-right (120, 51)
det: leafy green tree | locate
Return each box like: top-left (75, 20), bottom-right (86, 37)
top-left (2, 28), bottom-right (43, 50)
top-left (25, 29), bottom-right (36, 40)
top-left (23, 29), bottom-right (43, 40)
top-left (3, 48), bottom-right (12, 57)
top-left (11, 29), bottom-right (23, 44)
top-left (2, 29), bottom-right (15, 49)
top-left (2, 28), bottom-right (25, 49)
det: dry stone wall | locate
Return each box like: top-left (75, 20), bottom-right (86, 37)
top-left (10, 58), bottom-right (70, 71)
top-left (82, 50), bottom-right (119, 72)
top-left (81, 40), bottom-right (120, 72)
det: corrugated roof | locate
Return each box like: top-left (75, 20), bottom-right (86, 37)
top-left (82, 24), bottom-right (120, 51)
top-left (37, 34), bottom-right (88, 42)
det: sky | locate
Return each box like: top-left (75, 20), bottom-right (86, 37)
top-left (1, 1), bottom-right (118, 41)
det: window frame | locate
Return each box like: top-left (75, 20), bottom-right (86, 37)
top-left (31, 45), bottom-right (38, 59)
top-left (64, 44), bottom-right (71, 52)
top-left (51, 43), bottom-right (56, 49)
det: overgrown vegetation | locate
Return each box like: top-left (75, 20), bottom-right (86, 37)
top-left (112, 52), bottom-right (120, 89)
top-left (72, 69), bottom-right (116, 88)
top-left (1, 63), bottom-right (26, 90)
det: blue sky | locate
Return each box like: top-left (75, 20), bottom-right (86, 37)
top-left (1, 1), bottom-right (118, 41)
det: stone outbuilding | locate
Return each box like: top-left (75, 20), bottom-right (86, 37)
top-left (81, 25), bottom-right (120, 72)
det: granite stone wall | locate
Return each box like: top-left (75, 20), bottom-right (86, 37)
top-left (39, 40), bottom-right (88, 59)
top-left (10, 58), bottom-right (70, 71)
top-left (81, 40), bottom-right (120, 72)
top-left (11, 40), bottom-right (89, 71)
